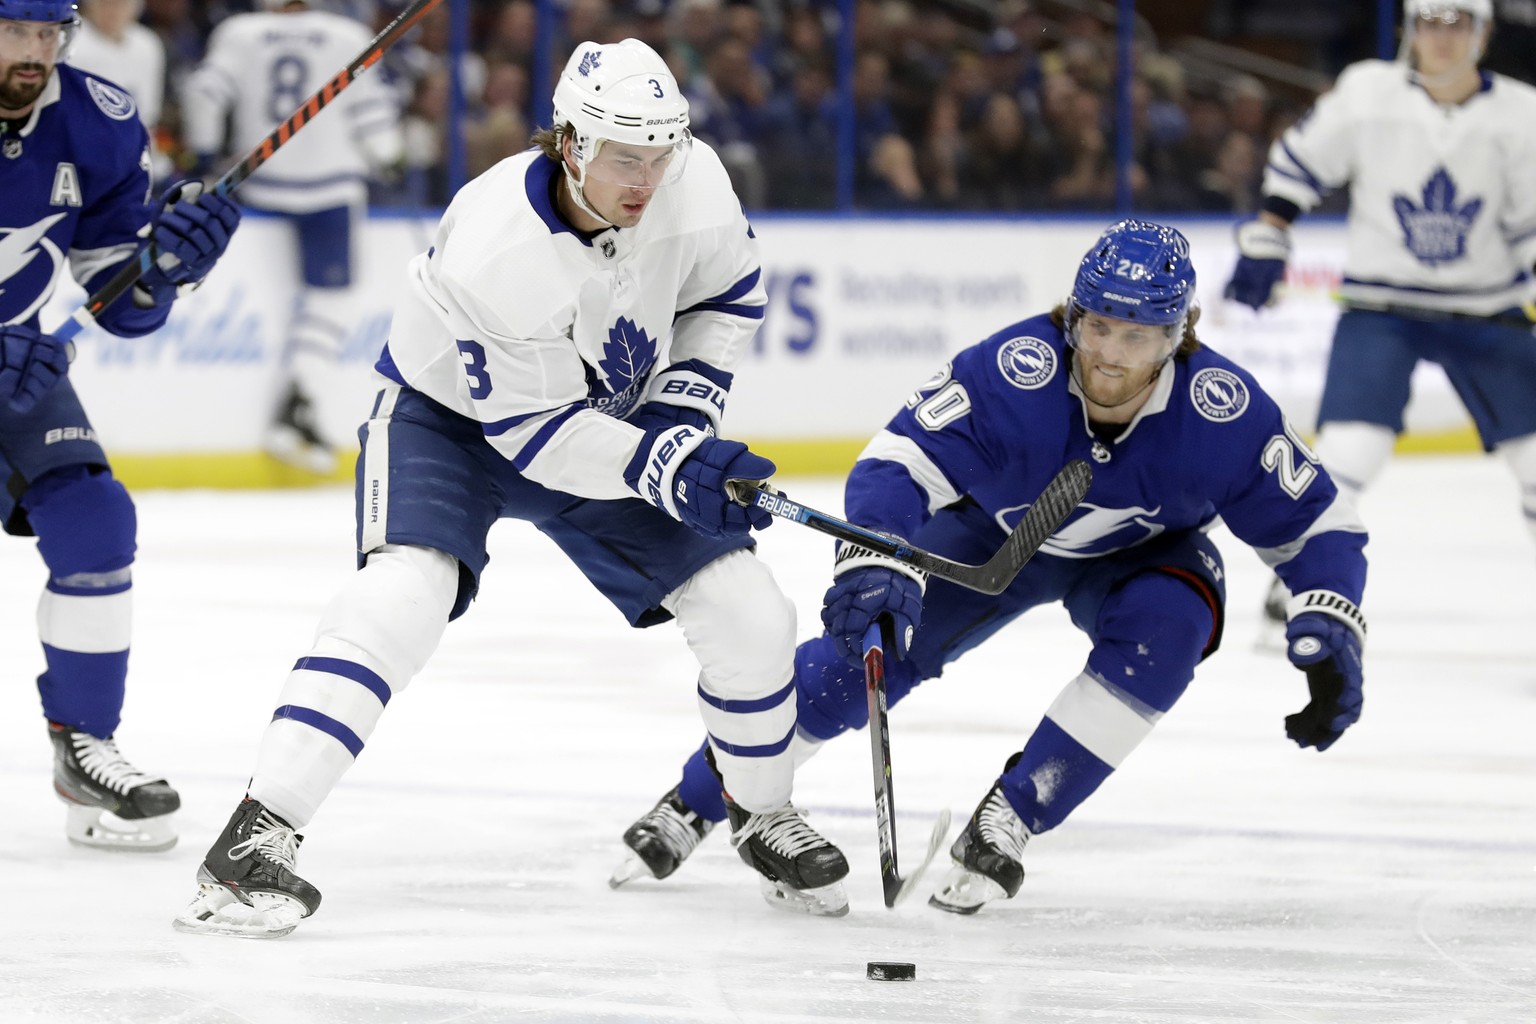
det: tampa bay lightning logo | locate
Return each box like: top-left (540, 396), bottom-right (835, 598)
top-left (995, 336), bottom-right (1056, 390)
top-left (1392, 168), bottom-right (1481, 267)
top-left (86, 78), bottom-right (137, 121)
top-left (1190, 367), bottom-right (1249, 423)
top-left (577, 50), bottom-right (602, 77)
top-left (0, 215), bottom-right (69, 324)
top-left (997, 501), bottom-right (1164, 558)
top-left (589, 316), bottom-right (657, 418)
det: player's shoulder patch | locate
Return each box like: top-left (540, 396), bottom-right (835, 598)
top-left (84, 77), bottom-right (138, 122)
top-left (995, 335), bottom-right (1057, 390)
top-left (1188, 366), bottom-right (1251, 422)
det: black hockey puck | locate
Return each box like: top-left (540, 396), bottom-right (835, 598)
top-left (866, 961), bottom-right (916, 981)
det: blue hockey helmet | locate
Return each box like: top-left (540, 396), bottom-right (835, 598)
top-left (1069, 219), bottom-right (1196, 328)
top-left (0, 1), bottom-right (80, 64)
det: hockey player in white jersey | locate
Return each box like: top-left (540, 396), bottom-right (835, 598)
top-left (1225, 0), bottom-right (1536, 622)
top-left (173, 38), bottom-right (850, 939)
top-left (612, 221), bottom-right (1370, 914)
top-left (66, 0), bottom-right (169, 181)
top-left (182, 0), bottom-right (404, 475)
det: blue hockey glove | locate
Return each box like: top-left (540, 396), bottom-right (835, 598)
top-left (1223, 218), bottom-right (1291, 310)
top-left (134, 182), bottom-right (242, 307)
top-left (625, 423), bottom-right (774, 538)
top-left (0, 324), bottom-right (70, 414)
top-left (628, 360), bottom-right (732, 434)
top-left (1284, 608), bottom-right (1364, 751)
top-left (821, 541), bottom-right (926, 664)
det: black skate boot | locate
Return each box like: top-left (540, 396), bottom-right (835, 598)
top-left (172, 797), bottom-right (322, 939)
top-left (725, 794), bottom-right (850, 917)
top-left (609, 785), bottom-right (717, 888)
top-left (49, 721), bottom-right (180, 852)
top-left (263, 382), bottom-right (335, 474)
top-left (929, 780), bottom-right (1030, 915)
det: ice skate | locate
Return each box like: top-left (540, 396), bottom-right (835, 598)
top-left (609, 785), bottom-right (717, 888)
top-left (725, 795), bottom-right (849, 917)
top-left (929, 781), bottom-right (1030, 915)
top-left (263, 382), bottom-right (336, 475)
top-left (173, 797), bottom-right (321, 939)
top-left (49, 721), bottom-right (179, 852)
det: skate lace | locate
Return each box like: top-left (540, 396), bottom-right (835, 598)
top-left (729, 805), bottom-right (826, 859)
top-left (643, 803), bottom-right (707, 858)
top-left (977, 788), bottom-right (1029, 862)
top-left (228, 811), bottom-right (301, 869)
top-left (69, 733), bottom-right (156, 795)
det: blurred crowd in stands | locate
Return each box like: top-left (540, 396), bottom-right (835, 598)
top-left (90, 0), bottom-right (1536, 213)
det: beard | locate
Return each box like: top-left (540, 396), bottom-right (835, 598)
top-left (0, 64), bottom-right (49, 114)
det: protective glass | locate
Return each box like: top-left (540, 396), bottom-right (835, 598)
top-left (1067, 308), bottom-right (1180, 369)
top-left (0, 18), bottom-right (76, 64)
top-left (1415, 9), bottom-right (1475, 27)
top-left (582, 135), bottom-right (692, 189)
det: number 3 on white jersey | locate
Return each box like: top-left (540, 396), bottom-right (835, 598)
top-left (1261, 419), bottom-right (1321, 498)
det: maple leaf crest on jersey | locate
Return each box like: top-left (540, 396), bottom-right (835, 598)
top-left (589, 316), bottom-right (658, 418)
top-left (1392, 167), bottom-right (1483, 266)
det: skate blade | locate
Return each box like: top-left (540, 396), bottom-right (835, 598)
top-left (608, 854), bottom-right (652, 890)
top-left (888, 809), bottom-right (952, 907)
top-left (172, 884), bottom-right (308, 939)
top-left (263, 427), bottom-right (336, 476)
top-left (759, 877), bottom-right (849, 917)
top-left (65, 805), bottom-right (177, 853)
top-left (928, 865), bottom-right (1008, 915)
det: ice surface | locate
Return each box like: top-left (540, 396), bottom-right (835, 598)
top-left (1, 456), bottom-right (1532, 1023)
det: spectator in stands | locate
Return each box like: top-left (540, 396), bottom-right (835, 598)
top-left (761, 58), bottom-right (838, 209)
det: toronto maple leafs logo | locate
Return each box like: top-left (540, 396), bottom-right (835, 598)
top-left (1392, 168), bottom-right (1482, 267)
top-left (577, 49), bottom-right (602, 77)
top-left (588, 316), bottom-right (658, 418)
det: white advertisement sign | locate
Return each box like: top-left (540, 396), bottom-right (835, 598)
top-left (47, 214), bottom-right (1469, 473)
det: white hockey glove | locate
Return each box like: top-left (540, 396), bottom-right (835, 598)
top-left (1224, 218), bottom-right (1291, 310)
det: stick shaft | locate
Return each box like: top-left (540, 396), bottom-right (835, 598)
top-left (56, 0), bottom-right (444, 342)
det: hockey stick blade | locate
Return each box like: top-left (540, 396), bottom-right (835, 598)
top-left (733, 458), bottom-right (1092, 595)
top-left (886, 809), bottom-right (951, 907)
top-left (55, 0), bottom-right (445, 342)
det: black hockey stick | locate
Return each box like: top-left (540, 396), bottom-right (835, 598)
top-left (730, 458), bottom-right (1093, 595)
top-left (54, 0), bottom-right (445, 342)
top-left (864, 620), bottom-right (951, 908)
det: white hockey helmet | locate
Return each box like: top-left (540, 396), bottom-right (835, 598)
top-left (1404, 0), bottom-right (1492, 20)
top-left (551, 38), bottom-right (691, 188)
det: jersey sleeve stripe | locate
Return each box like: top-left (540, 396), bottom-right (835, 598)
top-left (1274, 138), bottom-right (1330, 193)
top-left (858, 429), bottom-right (963, 514)
top-left (508, 406), bottom-right (583, 471)
top-left (675, 300), bottom-right (765, 320)
top-left (700, 267), bottom-right (761, 305)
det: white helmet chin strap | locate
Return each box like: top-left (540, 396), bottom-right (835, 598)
top-left (561, 132), bottom-right (614, 228)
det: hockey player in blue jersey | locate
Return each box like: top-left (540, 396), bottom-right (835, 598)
top-left (1226, 0), bottom-right (1536, 624)
top-left (0, 0), bottom-right (240, 851)
top-left (611, 220), bottom-right (1370, 915)
top-left (173, 38), bottom-right (849, 939)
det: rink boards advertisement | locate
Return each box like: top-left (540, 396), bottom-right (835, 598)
top-left (46, 213), bottom-right (1474, 486)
